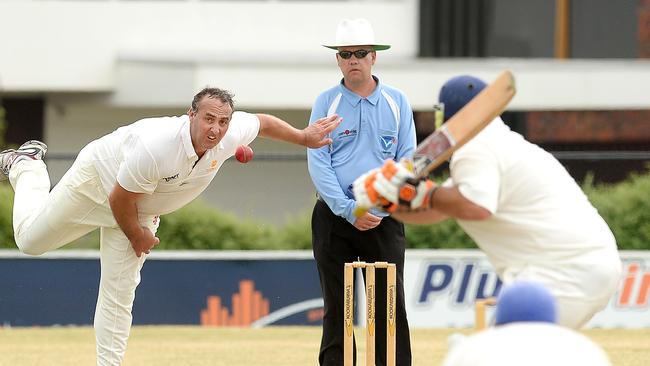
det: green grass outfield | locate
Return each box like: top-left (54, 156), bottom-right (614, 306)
top-left (0, 326), bottom-right (647, 365)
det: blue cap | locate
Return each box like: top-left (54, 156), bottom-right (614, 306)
top-left (494, 281), bottom-right (557, 326)
top-left (438, 75), bottom-right (487, 121)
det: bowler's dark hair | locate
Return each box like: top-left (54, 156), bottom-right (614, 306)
top-left (191, 87), bottom-right (235, 112)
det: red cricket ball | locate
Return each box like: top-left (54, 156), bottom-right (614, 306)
top-left (235, 145), bottom-right (254, 163)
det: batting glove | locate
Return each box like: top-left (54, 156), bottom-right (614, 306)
top-left (373, 159), bottom-right (436, 211)
top-left (353, 159), bottom-right (436, 212)
top-left (352, 168), bottom-right (388, 211)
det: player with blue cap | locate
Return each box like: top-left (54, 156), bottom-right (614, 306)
top-left (438, 75), bottom-right (488, 122)
top-left (352, 72), bottom-right (622, 330)
top-left (494, 281), bottom-right (557, 325)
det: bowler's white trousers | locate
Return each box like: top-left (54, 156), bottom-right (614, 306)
top-left (9, 154), bottom-right (158, 366)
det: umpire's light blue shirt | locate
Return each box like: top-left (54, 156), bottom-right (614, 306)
top-left (308, 76), bottom-right (417, 224)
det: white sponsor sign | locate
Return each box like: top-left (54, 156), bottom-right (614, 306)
top-left (399, 250), bottom-right (650, 328)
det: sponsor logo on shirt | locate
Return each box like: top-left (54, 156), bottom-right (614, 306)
top-left (380, 135), bottom-right (397, 152)
top-left (162, 173), bottom-right (180, 182)
top-left (207, 160), bottom-right (219, 171)
top-left (337, 129), bottom-right (358, 138)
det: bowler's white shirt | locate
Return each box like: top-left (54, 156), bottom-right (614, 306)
top-left (446, 118), bottom-right (619, 298)
top-left (88, 111), bottom-right (259, 215)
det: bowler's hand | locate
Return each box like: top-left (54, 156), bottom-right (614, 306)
top-left (302, 115), bottom-right (342, 148)
top-left (131, 226), bottom-right (160, 257)
top-left (353, 212), bottom-right (382, 231)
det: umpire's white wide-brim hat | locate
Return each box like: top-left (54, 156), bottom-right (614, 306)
top-left (323, 18), bottom-right (391, 51)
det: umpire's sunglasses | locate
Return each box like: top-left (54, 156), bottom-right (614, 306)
top-left (337, 49), bottom-right (373, 59)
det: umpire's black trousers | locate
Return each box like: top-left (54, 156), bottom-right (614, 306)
top-left (312, 199), bottom-right (412, 366)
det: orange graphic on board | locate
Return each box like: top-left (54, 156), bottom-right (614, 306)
top-left (617, 262), bottom-right (650, 307)
top-left (200, 280), bottom-right (270, 327)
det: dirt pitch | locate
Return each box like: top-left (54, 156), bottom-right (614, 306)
top-left (0, 326), bottom-right (647, 365)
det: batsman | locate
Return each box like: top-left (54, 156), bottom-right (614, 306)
top-left (0, 87), bottom-right (340, 365)
top-left (354, 75), bottom-right (622, 329)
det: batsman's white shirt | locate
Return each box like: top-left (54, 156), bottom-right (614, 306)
top-left (87, 111), bottom-right (259, 215)
top-left (446, 118), bottom-right (621, 327)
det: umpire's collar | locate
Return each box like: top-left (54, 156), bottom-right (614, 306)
top-left (339, 75), bottom-right (382, 107)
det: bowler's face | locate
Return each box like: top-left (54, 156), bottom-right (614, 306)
top-left (336, 46), bottom-right (376, 83)
top-left (188, 96), bottom-right (233, 157)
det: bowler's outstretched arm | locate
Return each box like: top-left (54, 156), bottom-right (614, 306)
top-left (257, 114), bottom-right (341, 148)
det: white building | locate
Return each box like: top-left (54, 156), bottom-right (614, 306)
top-left (1, 0), bottom-right (649, 223)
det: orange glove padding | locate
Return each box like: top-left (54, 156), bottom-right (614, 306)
top-left (353, 159), bottom-right (436, 212)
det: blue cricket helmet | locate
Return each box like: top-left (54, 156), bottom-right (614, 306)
top-left (438, 75), bottom-right (487, 121)
top-left (494, 280), bottom-right (557, 326)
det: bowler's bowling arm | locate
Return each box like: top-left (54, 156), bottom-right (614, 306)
top-left (257, 113), bottom-right (304, 144)
top-left (256, 114), bottom-right (340, 148)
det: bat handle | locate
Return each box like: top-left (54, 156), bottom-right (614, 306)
top-left (353, 205), bottom-right (369, 218)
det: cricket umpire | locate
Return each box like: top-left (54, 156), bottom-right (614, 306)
top-left (308, 18), bottom-right (416, 365)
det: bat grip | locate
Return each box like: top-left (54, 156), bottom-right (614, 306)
top-left (353, 205), bottom-right (369, 218)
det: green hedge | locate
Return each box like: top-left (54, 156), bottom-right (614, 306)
top-left (1, 169), bottom-right (649, 250)
top-left (0, 183), bottom-right (14, 247)
top-left (156, 201), bottom-right (274, 250)
top-left (156, 203), bottom-right (314, 250)
top-left (583, 171), bottom-right (650, 250)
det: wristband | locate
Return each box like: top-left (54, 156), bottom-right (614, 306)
top-left (428, 186), bottom-right (439, 209)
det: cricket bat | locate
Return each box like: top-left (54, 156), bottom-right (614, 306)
top-left (354, 70), bottom-right (516, 217)
top-left (411, 70), bottom-right (516, 177)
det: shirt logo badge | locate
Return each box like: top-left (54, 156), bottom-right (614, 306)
top-left (380, 135), bottom-right (396, 150)
top-left (162, 173), bottom-right (180, 182)
top-left (337, 129), bottom-right (358, 138)
top-left (207, 160), bottom-right (219, 171)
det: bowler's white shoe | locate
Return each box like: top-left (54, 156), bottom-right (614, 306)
top-left (0, 140), bottom-right (48, 180)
